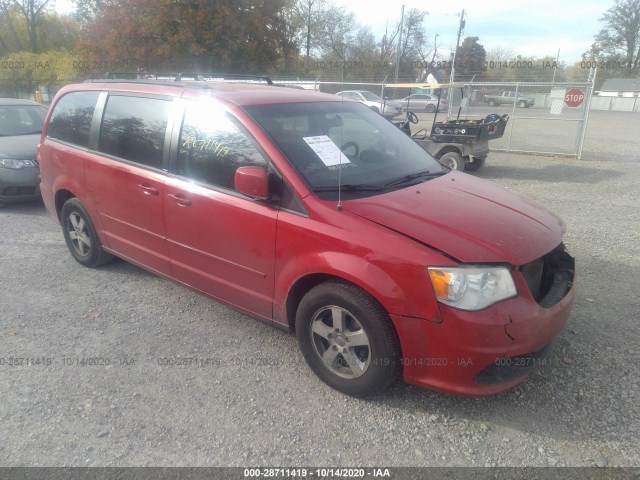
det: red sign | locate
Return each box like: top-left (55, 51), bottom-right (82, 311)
top-left (564, 88), bottom-right (585, 107)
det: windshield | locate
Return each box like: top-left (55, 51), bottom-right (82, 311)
top-left (359, 91), bottom-right (381, 102)
top-left (244, 101), bottom-right (446, 199)
top-left (0, 104), bottom-right (47, 136)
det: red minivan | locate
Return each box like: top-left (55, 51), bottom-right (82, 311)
top-left (38, 80), bottom-right (575, 397)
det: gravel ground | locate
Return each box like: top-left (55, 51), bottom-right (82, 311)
top-left (0, 115), bottom-right (639, 468)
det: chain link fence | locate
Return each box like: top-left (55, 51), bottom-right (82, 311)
top-left (442, 82), bottom-right (594, 159)
top-left (371, 81), bottom-right (595, 159)
top-left (0, 80), bottom-right (74, 103)
top-left (1, 76), bottom-right (599, 159)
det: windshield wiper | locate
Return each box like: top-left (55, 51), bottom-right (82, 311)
top-left (313, 183), bottom-right (384, 192)
top-left (383, 170), bottom-right (446, 188)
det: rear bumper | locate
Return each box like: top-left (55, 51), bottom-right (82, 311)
top-left (390, 273), bottom-right (575, 396)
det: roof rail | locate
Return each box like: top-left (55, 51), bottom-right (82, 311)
top-left (102, 72), bottom-right (273, 84)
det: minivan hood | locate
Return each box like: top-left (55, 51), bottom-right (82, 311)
top-left (344, 172), bottom-right (564, 265)
top-left (0, 134), bottom-right (40, 159)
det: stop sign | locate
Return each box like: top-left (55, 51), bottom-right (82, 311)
top-left (564, 88), bottom-right (585, 107)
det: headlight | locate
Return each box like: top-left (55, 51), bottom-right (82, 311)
top-left (428, 266), bottom-right (517, 311)
top-left (0, 159), bottom-right (38, 169)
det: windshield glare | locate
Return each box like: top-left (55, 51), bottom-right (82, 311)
top-left (245, 101), bottom-right (446, 199)
top-left (0, 105), bottom-right (47, 136)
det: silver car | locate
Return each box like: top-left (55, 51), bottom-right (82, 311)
top-left (0, 99), bottom-right (48, 204)
top-left (336, 90), bottom-right (403, 118)
top-left (400, 93), bottom-right (448, 113)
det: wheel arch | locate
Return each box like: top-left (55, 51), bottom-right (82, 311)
top-left (54, 189), bottom-right (76, 223)
top-left (281, 257), bottom-right (425, 337)
top-left (434, 145), bottom-right (463, 159)
top-left (285, 273), bottom-right (402, 333)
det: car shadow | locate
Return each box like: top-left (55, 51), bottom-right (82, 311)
top-left (472, 162), bottom-right (624, 184)
top-left (0, 198), bottom-right (46, 215)
top-left (363, 259), bottom-right (640, 447)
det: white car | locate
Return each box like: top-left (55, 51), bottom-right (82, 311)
top-left (336, 90), bottom-right (403, 118)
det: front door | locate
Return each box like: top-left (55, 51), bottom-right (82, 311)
top-left (164, 101), bottom-right (277, 319)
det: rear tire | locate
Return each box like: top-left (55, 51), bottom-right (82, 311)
top-left (488, 100), bottom-right (496, 107)
top-left (61, 198), bottom-right (113, 268)
top-left (425, 104), bottom-right (436, 112)
top-left (295, 281), bottom-right (401, 397)
top-left (439, 151), bottom-right (465, 171)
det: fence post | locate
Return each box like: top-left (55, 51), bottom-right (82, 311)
top-left (577, 68), bottom-right (596, 160)
top-left (506, 83), bottom-right (519, 151)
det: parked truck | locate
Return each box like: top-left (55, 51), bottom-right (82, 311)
top-left (482, 91), bottom-right (535, 108)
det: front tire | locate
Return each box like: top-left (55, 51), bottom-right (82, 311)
top-left (518, 100), bottom-right (526, 108)
top-left (61, 198), bottom-right (113, 268)
top-left (439, 151), bottom-right (465, 171)
top-left (295, 281), bottom-right (401, 397)
top-left (425, 104), bottom-right (436, 112)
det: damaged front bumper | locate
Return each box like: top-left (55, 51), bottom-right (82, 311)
top-left (390, 245), bottom-right (576, 396)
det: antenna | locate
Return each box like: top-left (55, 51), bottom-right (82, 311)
top-left (337, 63), bottom-right (345, 211)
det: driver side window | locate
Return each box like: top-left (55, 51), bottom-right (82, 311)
top-left (177, 103), bottom-right (267, 190)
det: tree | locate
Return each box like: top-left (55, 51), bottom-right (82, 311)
top-left (372, 8), bottom-right (430, 81)
top-left (295, 0), bottom-right (326, 60)
top-left (315, 5), bottom-right (357, 62)
top-left (396, 8), bottom-right (429, 78)
top-left (71, 0), bottom-right (104, 28)
top-left (0, 0), bottom-right (54, 53)
top-left (77, 0), bottom-right (298, 74)
top-left (455, 36), bottom-right (486, 79)
top-left (590, 0), bottom-right (640, 75)
top-left (0, 7), bottom-right (79, 55)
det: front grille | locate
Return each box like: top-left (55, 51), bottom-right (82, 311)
top-left (519, 244), bottom-right (575, 308)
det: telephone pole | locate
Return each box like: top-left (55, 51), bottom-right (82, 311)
top-left (394, 5), bottom-right (405, 83)
top-left (449, 9), bottom-right (465, 83)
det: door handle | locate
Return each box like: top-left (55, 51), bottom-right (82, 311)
top-left (168, 193), bottom-right (192, 207)
top-left (138, 184), bottom-right (159, 196)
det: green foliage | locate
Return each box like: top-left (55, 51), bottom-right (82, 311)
top-left (455, 36), bottom-right (486, 80)
top-left (304, 5), bottom-right (430, 81)
top-left (589, 0), bottom-right (640, 78)
top-left (77, 0), bottom-right (299, 74)
top-left (0, 0), bottom-right (59, 53)
top-left (0, 7), bottom-right (80, 55)
top-left (0, 50), bottom-right (79, 91)
top-left (483, 55), bottom-right (566, 83)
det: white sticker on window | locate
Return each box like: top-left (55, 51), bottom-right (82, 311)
top-left (302, 135), bottom-right (351, 167)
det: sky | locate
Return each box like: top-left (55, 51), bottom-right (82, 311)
top-left (332, 0), bottom-right (611, 63)
top-left (55, 0), bottom-right (612, 64)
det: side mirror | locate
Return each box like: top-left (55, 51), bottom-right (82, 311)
top-left (235, 166), bottom-right (269, 200)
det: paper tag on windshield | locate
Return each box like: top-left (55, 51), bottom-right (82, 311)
top-left (303, 135), bottom-right (351, 167)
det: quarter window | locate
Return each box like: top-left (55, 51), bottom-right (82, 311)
top-left (177, 103), bottom-right (267, 190)
top-left (98, 95), bottom-right (171, 168)
top-left (47, 91), bottom-right (100, 147)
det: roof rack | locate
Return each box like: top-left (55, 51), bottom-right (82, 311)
top-left (101, 72), bottom-right (274, 85)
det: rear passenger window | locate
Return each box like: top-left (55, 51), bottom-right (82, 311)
top-left (99, 95), bottom-right (171, 169)
top-left (177, 104), bottom-right (267, 190)
top-left (47, 91), bottom-right (100, 147)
